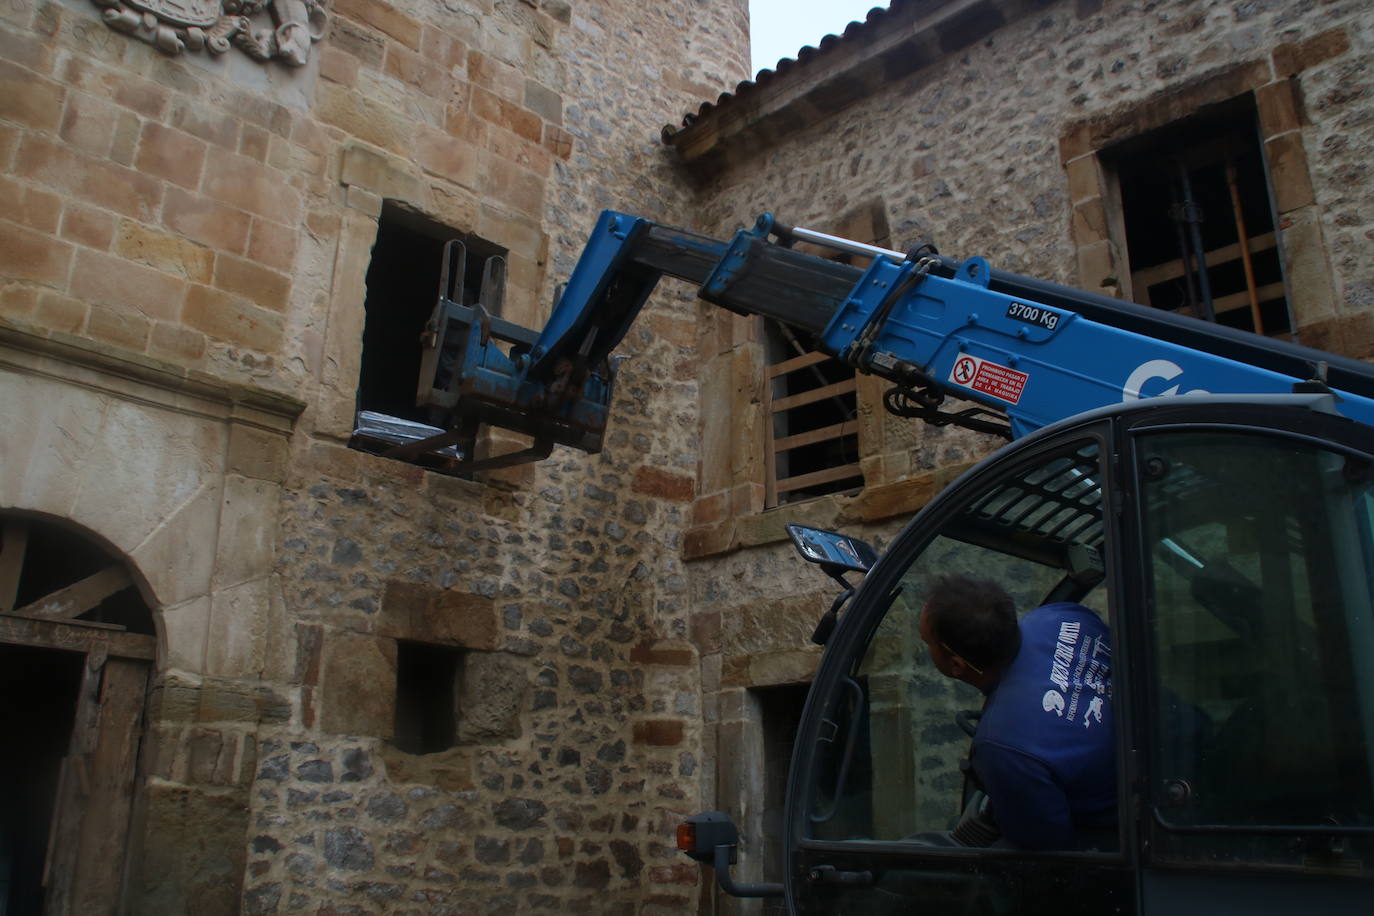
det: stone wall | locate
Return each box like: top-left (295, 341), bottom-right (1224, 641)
top-left (678, 1), bottom-right (1374, 908)
top-left (2, 0), bottom-right (749, 912)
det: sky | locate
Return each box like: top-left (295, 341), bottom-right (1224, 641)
top-left (749, 0), bottom-right (890, 76)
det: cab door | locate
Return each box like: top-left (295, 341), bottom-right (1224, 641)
top-left (782, 420), bottom-right (1136, 915)
top-left (1124, 402), bottom-right (1374, 911)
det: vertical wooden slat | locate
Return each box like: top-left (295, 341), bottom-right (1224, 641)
top-left (43, 645), bottom-right (108, 916)
top-left (763, 360), bottom-right (779, 509)
top-left (72, 657), bottom-right (149, 915)
top-left (0, 519), bottom-right (28, 612)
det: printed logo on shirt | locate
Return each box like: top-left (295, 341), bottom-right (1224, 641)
top-left (1044, 619), bottom-right (1111, 727)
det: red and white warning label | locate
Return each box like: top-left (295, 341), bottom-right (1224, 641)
top-left (948, 355), bottom-right (1028, 404)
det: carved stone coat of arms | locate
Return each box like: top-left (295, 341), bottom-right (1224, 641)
top-left (93, 0), bottom-right (328, 66)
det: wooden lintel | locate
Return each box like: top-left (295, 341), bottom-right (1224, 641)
top-left (0, 519), bottom-right (28, 613)
top-left (0, 615), bottom-right (155, 661)
top-left (12, 565), bottom-right (133, 621)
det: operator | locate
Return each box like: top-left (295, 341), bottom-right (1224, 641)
top-left (919, 574), bottom-right (1116, 850)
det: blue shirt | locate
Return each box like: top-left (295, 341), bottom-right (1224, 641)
top-left (972, 603), bottom-right (1116, 849)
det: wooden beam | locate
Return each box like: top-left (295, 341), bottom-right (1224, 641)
top-left (776, 461), bottom-right (864, 494)
top-left (1131, 232), bottom-right (1276, 290)
top-left (773, 419), bottom-right (860, 454)
top-left (12, 565), bottom-right (132, 621)
top-left (0, 615), bottom-right (155, 661)
top-left (770, 378), bottom-right (856, 414)
top-left (0, 519), bottom-right (28, 612)
top-left (768, 350), bottom-right (832, 378)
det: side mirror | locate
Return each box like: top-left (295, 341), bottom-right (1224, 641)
top-left (786, 524), bottom-right (877, 576)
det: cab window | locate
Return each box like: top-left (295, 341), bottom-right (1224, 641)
top-left (1138, 431), bottom-right (1374, 870)
top-left (808, 441), bottom-right (1114, 845)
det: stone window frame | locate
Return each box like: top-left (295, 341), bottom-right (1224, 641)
top-left (320, 146), bottom-right (552, 490)
top-left (1061, 45), bottom-right (1344, 341)
top-left (686, 200), bottom-right (952, 561)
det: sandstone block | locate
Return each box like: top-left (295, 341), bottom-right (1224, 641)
top-left (632, 720), bottom-right (684, 747)
top-left (59, 90), bottom-right (119, 156)
top-left (0, 58), bottom-right (64, 131)
top-left (0, 219), bottom-right (73, 287)
top-left (149, 320), bottom-right (207, 364)
top-left (629, 644), bottom-right (694, 667)
top-left (320, 630), bottom-right (397, 737)
top-left (1256, 79), bottom-right (1302, 138)
top-left (60, 203), bottom-right (116, 250)
top-left (379, 579), bottom-right (502, 649)
top-left (333, 0), bottom-right (422, 50)
top-left (245, 217), bottom-right (298, 274)
top-left (523, 78), bottom-right (562, 124)
top-left (183, 283), bottom-right (285, 353)
top-left (238, 125), bottom-right (270, 163)
top-left (16, 135), bottom-right (163, 222)
top-left (541, 124), bottom-right (573, 160)
top-left (1265, 132), bottom-right (1315, 213)
top-left (417, 128), bottom-right (481, 189)
top-left (319, 45), bottom-right (360, 86)
top-left (457, 652), bottom-right (526, 742)
top-left (136, 122), bottom-right (207, 190)
top-left (36, 291), bottom-right (88, 334)
top-left (213, 254), bottom-right (291, 313)
top-left (1272, 27), bottom-right (1350, 77)
top-left (468, 51), bottom-right (523, 101)
top-left (86, 303), bottom-right (151, 350)
top-left (114, 219), bottom-right (214, 283)
top-left (170, 99), bottom-right (240, 150)
top-left (71, 248), bottom-right (188, 321)
top-left (161, 186), bottom-right (252, 254)
top-left (481, 154), bottom-right (545, 219)
top-left (338, 144), bottom-right (417, 201)
top-left (471, 87), bottom-right (542, 143)
top-left (202, 148), bottom-right (301, 225)
top-left (631, 466), bottom-right (694, 502)
top-left (316, 83), bottom-right (410, 155)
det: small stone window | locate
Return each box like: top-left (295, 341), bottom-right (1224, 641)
top-left (352, 201), bottom-right (507, 469)
top-left (1103, 97), bottom-right (1292, 336)
top-left (393, 640), bottom-right (464, 755)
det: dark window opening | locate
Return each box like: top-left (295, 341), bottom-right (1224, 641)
top-left (1108, 97), bottom-right (1291, 336)
top-left (393, 641), bottom-right (463, 755)
top-left (352, 201), bottom-right (506, 469)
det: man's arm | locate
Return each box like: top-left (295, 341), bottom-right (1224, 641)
top-left (974, 741), bottom-right (1075, 850)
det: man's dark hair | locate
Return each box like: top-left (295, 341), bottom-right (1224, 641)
top-left (925, 574), bottom-right (1021, 670)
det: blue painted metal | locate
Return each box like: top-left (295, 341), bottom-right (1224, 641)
top-left (442, 208), bottom-right (1374, 465)
top-left (821, 254), bottom-right (1374, 440)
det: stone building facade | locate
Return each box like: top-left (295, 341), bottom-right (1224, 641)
top-left (1, 0), bottom-right (1372, 914)
top-left (668, 0), bottom-right (1374, 910)
top-left (1, 0), bottom-right (748, 912)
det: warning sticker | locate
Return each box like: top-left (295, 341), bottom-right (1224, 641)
top-left (949, 355), bottom-right (1028, 404)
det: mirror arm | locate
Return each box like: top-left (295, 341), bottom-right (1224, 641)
top-left (811, 587), bottom-right (854, 645)
top-left (711, 844), bottom-right (784, 898)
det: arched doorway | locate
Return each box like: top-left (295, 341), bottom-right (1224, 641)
top-left (0, 513), bottom-right (156, 915)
